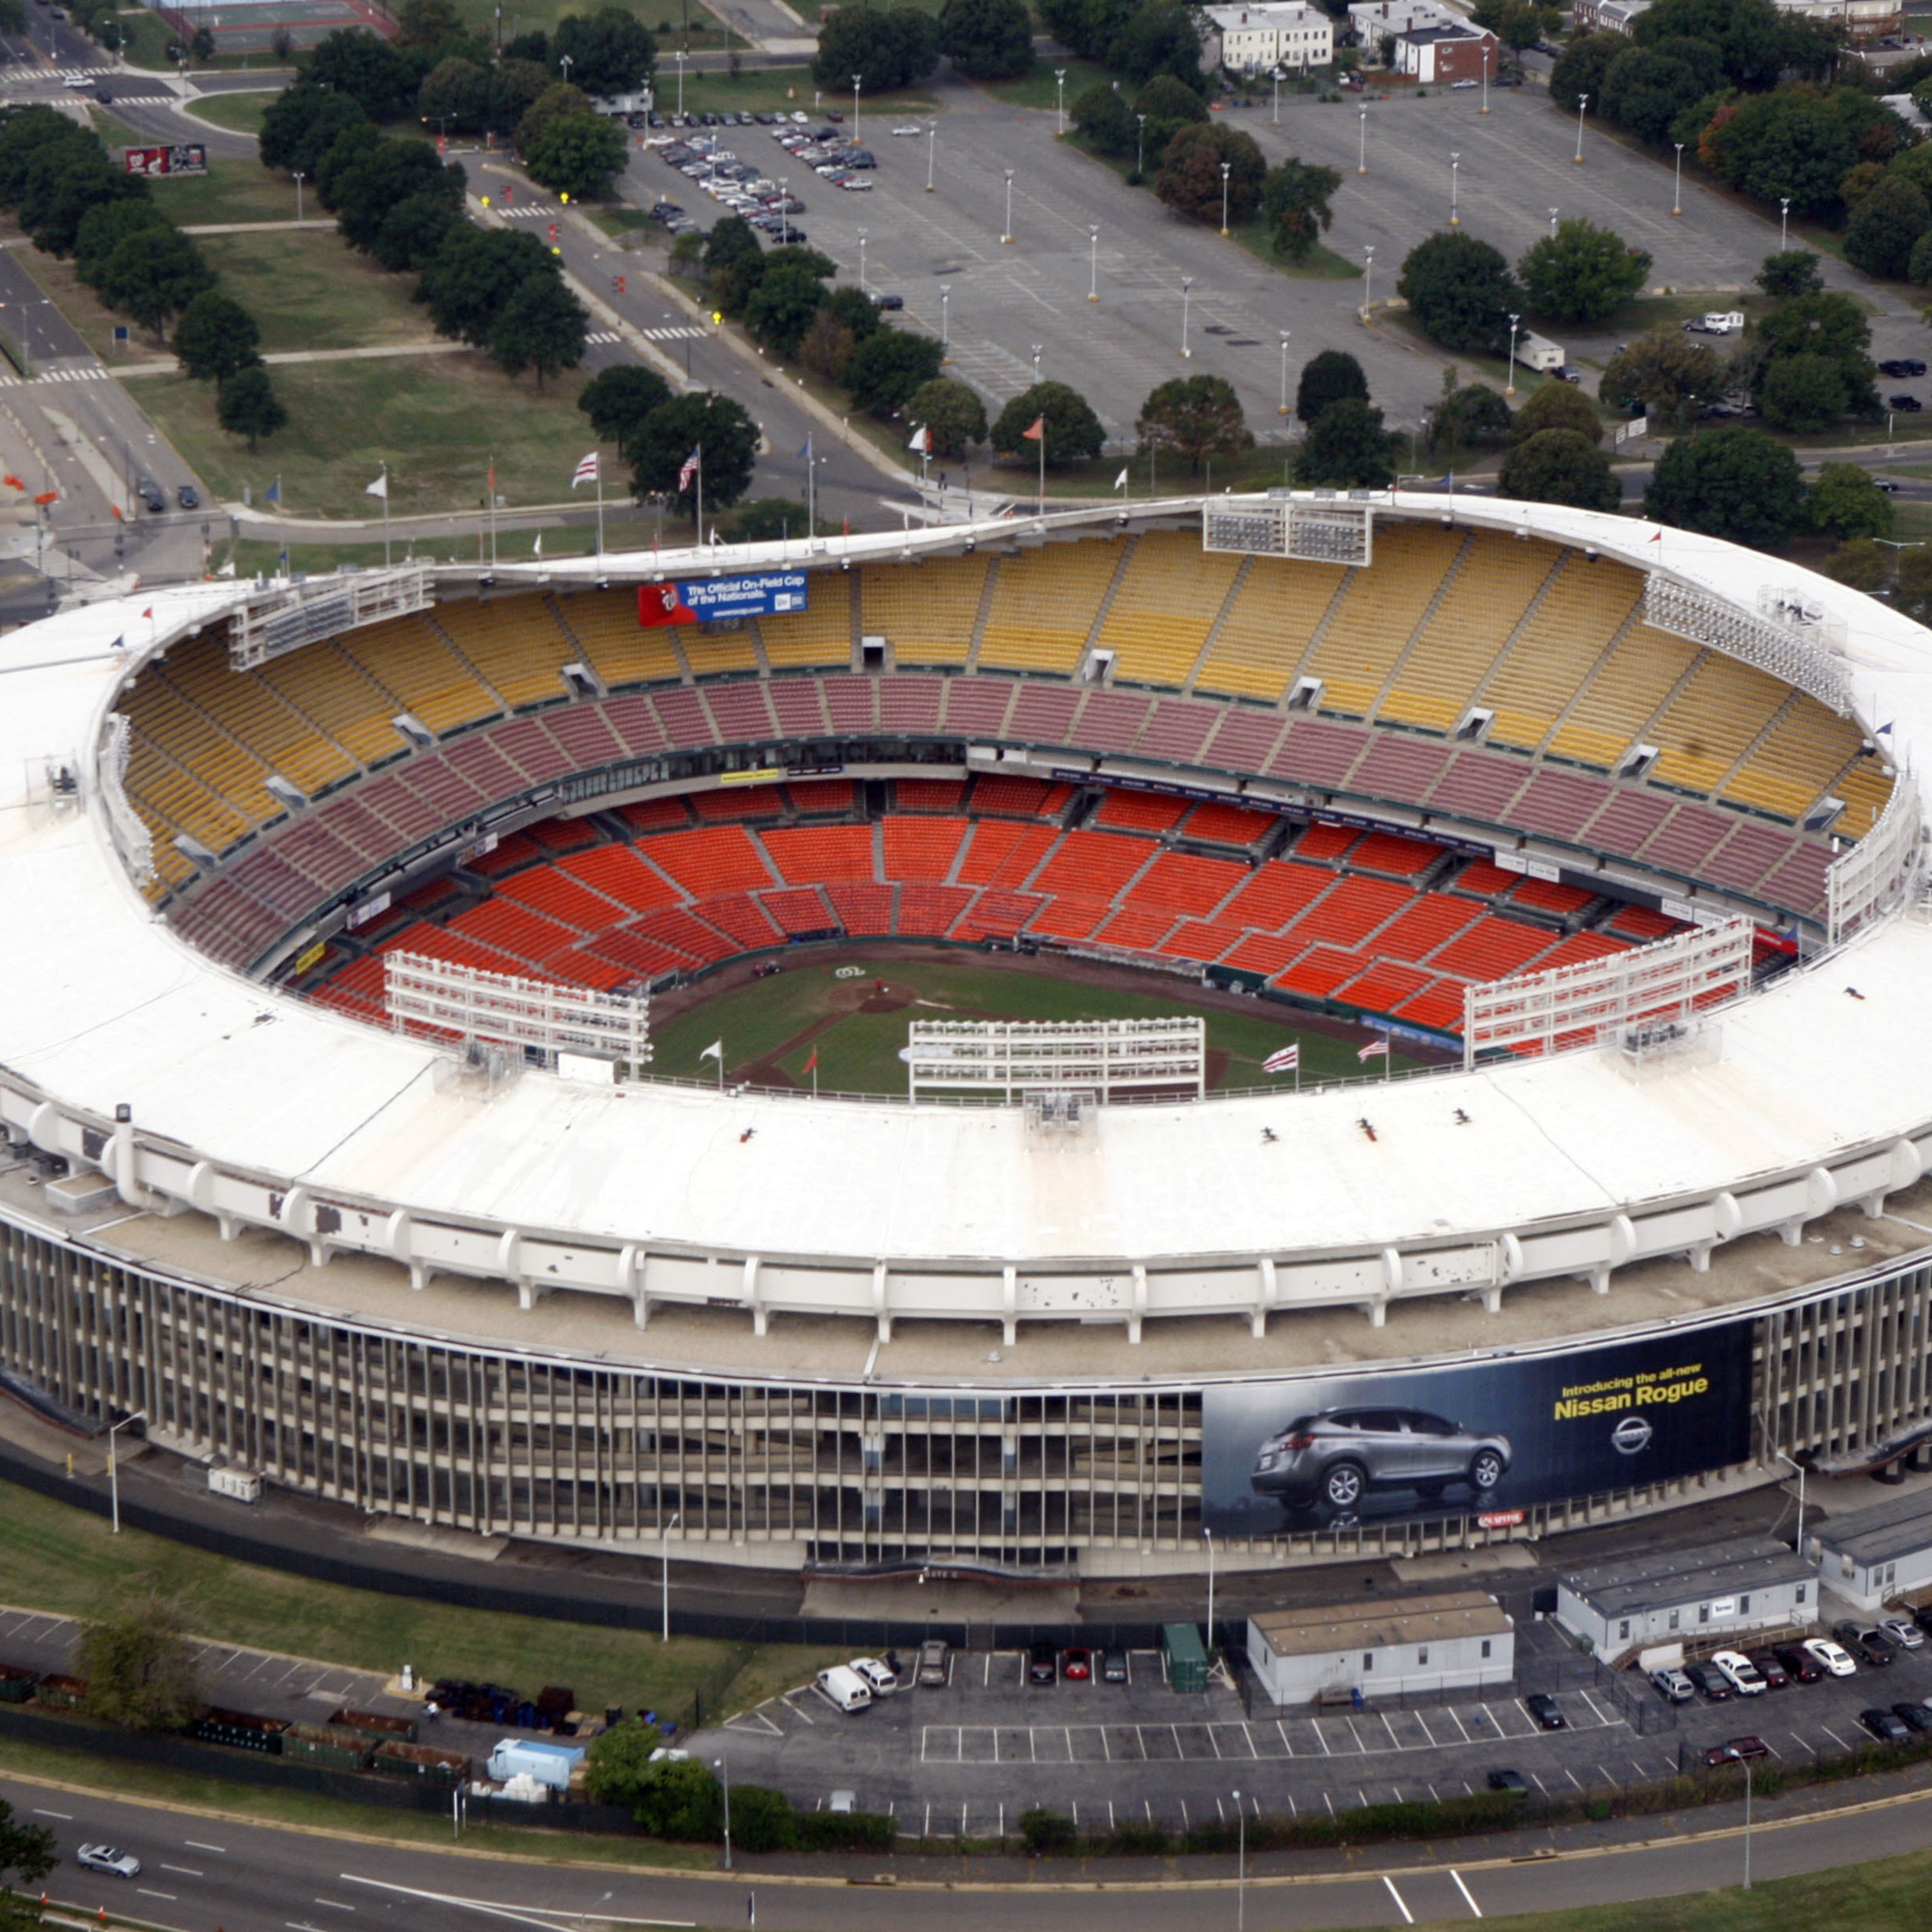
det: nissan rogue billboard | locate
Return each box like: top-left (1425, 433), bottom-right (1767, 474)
top-left (1200, 1320), bottom-right (1754, 1535)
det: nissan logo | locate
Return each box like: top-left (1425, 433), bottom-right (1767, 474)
top-left (1612, 1414), bottom-right (1653, 1456)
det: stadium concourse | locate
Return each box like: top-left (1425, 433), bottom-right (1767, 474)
top-left (1, 492), bottom-right (1930, 1575)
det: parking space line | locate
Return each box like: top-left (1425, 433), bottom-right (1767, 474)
top-left (1276, 1718), bottom-right (1295, 1755)
top-left (1239, 1720), bottom-right (1258, 1757)
top-left (1205, 1724), bottom-right (1223, 1758)
top-left (1412, 1709), bottom-right (1439, 1746)
top-left (1383, 1876), bottom-right (1414, 1923)
top-left (1578, 1689), bottom-right (1613, 1726)
top-left (1439, 1705), bottom-right (1471, 1743)
top-left (1451, 1869), bottom-right (1483, 1918)
top-left (1314, 1720), bottom-right (1333, 1755)
top-left (1821, 1724), bottom-right (1852, 1750)
top-left (1373, 1711), bottom-right (1401, 1749)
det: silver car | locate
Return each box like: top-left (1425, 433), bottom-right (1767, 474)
top-left (1250, 1407), bottom-right (1512, 1513)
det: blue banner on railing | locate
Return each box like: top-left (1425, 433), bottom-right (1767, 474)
top-left (638, 573), bottom-right (810, 626)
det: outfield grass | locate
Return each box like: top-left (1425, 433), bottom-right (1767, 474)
top-left (0, 1477), bottom-right (834, 1729)
top-left (150, 157), bottom-right (301, 227)
top-left (651, 955), bottom-right (1424, 1095)
top-left (126, 354), bottom-right (623, 517)
top-left (184, 91), bottom-right (274, 136)
top-left (192, 231), bottom-right (438, 353)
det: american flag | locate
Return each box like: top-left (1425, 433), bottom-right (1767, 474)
top-left (1262, 1043), bottom-right (1300, 1073)
top-left (678, 447), bottom-right (701, 491)
top-left (1357, 1037), bottom-right (1390, 1062)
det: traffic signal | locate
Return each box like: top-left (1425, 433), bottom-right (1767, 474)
top-left (548, 223), bottom-right (559, 243)
top-left (613, 275), bottom-right (626, 295)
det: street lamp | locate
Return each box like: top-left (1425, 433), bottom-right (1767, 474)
top-left (1357, 104), bottom-right (1368, 174)
top-left (1180, 274), bottom-right (1194, 357)
top-left (1234, 1786), bottom-right (1247, 1932)
top-left (1204, 1525), bottom-right (1216, 1659)
top-left (715, 1756), bottom-right (733, 1871)
top-left (558, 51), bottom-right (573, 83)
top-left (1449, 150), bottom-right (1460, 227)
top-left (1031, 342), bottom-right (1042, 386)
top-left (939, 283), bottom-right (950, 355)
top-left (852, 73), bottom-right (861, 142)
top-left (1780, 196), bottom-right (1791, 250)
top-left (673, 48), bottom-right (685, 116)
top-left (1054, 66), bottom-right (1066, 133)
top-left (1673, 142), bottom-right (1684, 216)
top-left (661, 1507), bottom-right (681, 1641)
top-left (1773, 1447), bottom-right (1808, 1553)
top-left (1088, 224), bottom-right (1099, 301)
top-left (1136, 113), bottom-right (1147, 177)
top-left (1480, 39), bottom-right (1491, 113)
top-left (856, 226), bottom-right (867, 291)
top-left (925, 119), bottom-right (937, 193)
top-left (1743, 1757), bottom-right (1754, 1891)
top-left (293, 168), bottom-right (306, 222)
top-left (1573, 92), bottom-right (1587, 163)
top-left (1002, 166), bottom-right (1015, 245)
top-left (1272, 66), bottom-right (1282, 125)
top-left (1363, 244), bottom-right (1374, 313)
top-left (107, 1411), bottom-right (145, 1535)
top-left (1277, 328), bottom-right (1291, 415)
top-left (1548, 204), bottom-right (1559, 238)
top-left (778, 176), bottom-right (790, 244)
top-left (1504, 310), bottom-right (1521, 396)
top-left (1219, 159), bottom-right (1232, 236)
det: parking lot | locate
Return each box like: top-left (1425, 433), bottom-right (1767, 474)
top-left (706, 1615), bottom-right (1932, 1830)
top-left (619, 77), bottom-right (1932, 454)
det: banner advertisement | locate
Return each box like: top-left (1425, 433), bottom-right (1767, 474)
top-left (1201, 1319), bottom-right (1754, 1535)
top-left (637, 573), bottom-right (808, 627)
top-left (123, 145), bottom-right (207, 176)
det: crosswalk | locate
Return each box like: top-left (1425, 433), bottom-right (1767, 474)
top-left (0, 366), bottom-right (111, 388)
top-left (640, 324), bottom-right (706, 342)
top-left (494, 204), bottom-right (557, 220)
top-left (585, 329), bottom-right (620, 345)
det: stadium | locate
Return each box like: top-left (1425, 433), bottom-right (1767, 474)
top-left (0, 490), bottom-right (1928, 1578)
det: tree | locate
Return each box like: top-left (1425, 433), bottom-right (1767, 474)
top-left (1133, 73), bottom-right (1208, 168)
top-left (419, 226), bottom-right (558, 345)
top-left (1643, 423), bottom-right (1807, 549)
top-left (552, 6), bottom-right (656, 93)
top-left (299, 27), bottom-right (420, 119)
top-left (1296, 348), bottom-right (1368, 426)
top-left (0, 1796), bottom-right (55, 1931)
top-left (77, 1594), bottom-right (200, 1731)
top-left (1756, 248), bottom-right (1822, 298)
top-left (1758, 350), bottom-right (1848, 432)
top-left (504, 26), bottom-right (550, 62)
top-left (1844, 173), bottom-right (1930, 281)
top-left (73, 198), bottom-right (168, 287)
top-left (1260, 157), bottom-right (1339, 263)
top-left (488, 58), bottom-right (554, 136)
top-left (517, 79), bottom-right (592, 151)
top-left (744, 258), bottom-right (830, 354)
top-left (28, 154), bottom-right (147, 259)
top-left (173, 291), bottom-right (261, 392)
top-left (939, 0), bottom-right (1033, 78)
top-left (259, 84), bottom-right (372, 176)
top-left (1700, 85), bottom-right (1880, 219)
top-left (1293, 397), bottom-right (1400, 488)
top-left (96, 226), bottom-right (214, 342)
top-left (847, 326), bottom-right (945, 417)
top-left (1471, 0), bottom-right (1557, 49)
top-left (1154, 123), bottom-right (1265, 227)
top-left (219, 366), bottom-right (289, 452)
top-left (373, 191), bottom-right (463, 272)
top-left (580, 364), bottom-right (674, 457)
top-left (418, 56), bottom-right (492, 133)
top-left (798, 309), bottom-right (858, 382)
top-left (1398, 231), bottom-right (1520, 355)
top-left (1111, 0), bottom-right (1201, 85)
top-left (1550, 31), bottom-right (1623, 111)
top-left (1823, 535), bottom-right (1891, 594)
top-left (905, 376), bottom-right (986, 457)
top-left (396, 0), bottom-right (463, 45)
top-left (811, 4), bottom-right (941, 92)
top-left (1498, 428), bottom-right (1620, 509)
top-left (630, 392), bottom-right (761, 511)
top-left (1808, 462), bottom-right (1894, 540)
top-left (1597, 44), bottom-right (1710, 144)
top-left (327, 135), bottom-right (461, 254)
top-left (1431, 382), bottom-right (1513, 452)
top-left (1070, 81), bottom-right (1136, 158)
top-left (1753, 289), bottom-right (1878, 416)
top-left (703, 213), bottom-right (766, 314)
top-left (1911, 230), bottom-right (1932, 286)
top-left (524, 108), bottom-right (629, 198)
top-left (1511, 379), bottom-right (1602, 444)
top-left (489, 270), bottom-right (588, 386)
top-left (1518, 218), bottom-right (1650, 326)
top-left (1601, 327), bottom-right (1723, 427)
top-left (725, 497), bottom-right (827, 541)
top-left (1135, 374), bottom-right (1252, 473)
top-left (989, 381), bottom-right (1105, 465)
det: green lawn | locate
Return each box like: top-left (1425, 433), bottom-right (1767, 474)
top-left (650, 955), bottom-right (1425, 1095)
top-left (661, 69), bottom-right (939, 120)
top-left (0, 1477), bottom-right (829, 1729)
top-left (185, 90), bottom-right (274, 136)
top-left (152, 157), bottom-right (301, 226)
top-left (126, 354), bottom-right (624, 518)
top-left (192, 231), bottom-right (438, 352)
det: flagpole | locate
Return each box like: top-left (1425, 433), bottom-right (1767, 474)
top-left (696, 444), bottom-right (704, 549)
top-left (1037, 424), bottom-right (1045, 519)
top-left (596, 463), bottom-right (605, 557)
top-left (806, 431), bottom-right (814, 538)
top-left (716, 1038), bottom-right (724, 1092)
top-left (489, 455), bottom-right (497, 569)
top-left (381, 467), bottom-right (390, 569)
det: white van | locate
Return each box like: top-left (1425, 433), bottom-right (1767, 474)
top-left (815, 1664), bottom-right (874, 1713)
top-left (850, 1656), bottom-right (898, 1698)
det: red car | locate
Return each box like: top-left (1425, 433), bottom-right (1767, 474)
top-left (1702, 1736), bottom-right (1770, 1767)
top-left (1062, 1646), bottom-right (1093, 1681)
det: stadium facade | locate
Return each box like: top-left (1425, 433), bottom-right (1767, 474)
top-left (1, 493), bottom-right (1928, 1575)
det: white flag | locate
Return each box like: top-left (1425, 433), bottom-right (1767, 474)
top-left (1357, 1037), bottom-right (1390, 1062)
top-left (908, 424), bottom-right (931, 453)
top-left (532, 532), bottom-right (542, 556)
top-left (572, 451), bottom-right (599, 487)
top-left (1114, 468), bottom-right (1128, 490)
top-left (1262, 1042), bottom-right (1300, 1073)
top-left (365, 471), bottom-right (387, 499)
top-left (699, 1039), bottom-right (723, 1061)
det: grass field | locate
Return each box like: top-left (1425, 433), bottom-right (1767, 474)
top-left (191, 230), bottom-right (439, 353)
top-left (144, 156), bottom-right (301, 227)
top-left (126, 354), bottom-right (622, 517)
top-left (0, 1477), bottom-right (834, 1729)
top-left (184, 91), bottom-right (275, 136)
top-left (651, 954), bottom-right (1423, 1095)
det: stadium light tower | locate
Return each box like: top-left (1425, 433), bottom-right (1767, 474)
top-left (1055, 66), bottom-right (1067, 133)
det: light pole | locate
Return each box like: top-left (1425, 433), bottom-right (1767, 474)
top-left (856, 226), bottom-right (867, 292)
top-left (558, 51), bottom-right (573, 84)
top-left (1480, 39), bottom-right (1490, 113)
top-left (1278, 328), bottom-right (1291, 415)
top-left (1002, 166), bottom-right (1015, 244)
top-left (1505, 311), bottom-right (1520, 395)
top-left (1573, 92), bottom-right (1587, 163)
top-left (1272, 66), bottom-right (1282, 125)
top-left (1204, 1526), bottom-right (1216, 1659)
top-left (1136, 113), bottom-right (1147, 177)
top-left (661, 1507), bottom-right (681, 1641)
top-left (1357, 104), bottom-right (1367, 174)
top-left (939, 283), bottom-right (950, 356)
top-left (1743, 1757), bottom-right (1754, 1891)
top-left (673, 48), bottom-right (685, 115)
top-left (852, 73), bottom-right (861, 143)
top-left (1234, 1786), bottom-right (1247, 1932)
top-left (1054, 66), bottom-right (1066, 133)
top-left (1219, 160), bottom-right (1232, 236)
top-left (925, 118), bottom-right (936, 193)
top-left (107, 1411), bottom-right (145, 1534)
top-left (580, 1890), bottom-right (612, 1932)
top-left (1673, 142), bottom-right (1684, 216)
top-left (715, 1756), bottom-right (733, 1871)
top-left (778, 176), bottom-right (790, 244)
top-left (1780, 196), bottom-right (1790, 250)
top-left (293, 168), bottom-right (306, 221)
top-left (1548, 204), bottom-right (1559, 239)
top-left (1088, 224), bottom-right (1099, 301)
top-left (1363, 244), bottom-right (1374, 314)
top-left (1773, 1446), bottom-right (1808, 1553)
top-left (1180, 274), bottom-right (1194, 357)
top-left (1449, 150), bottom-right (1460, 227)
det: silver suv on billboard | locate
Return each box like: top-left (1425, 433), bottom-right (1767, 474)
top-left (1249, 1408), bottom-right (1513, 1513)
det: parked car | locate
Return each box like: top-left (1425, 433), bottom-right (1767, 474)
top-left (1524, 1692), bottom-right (1567, 1730)
top-left (1650, 1665), bottom-right (1696, 1704)
top-left (1062, 1646), bottom-right (1093, 1681)
top-left (1711, 1650), bottom-right (1768, 1696)
top-left (1249, 1408), bottom-right (1511, 1513)
top-left (1879, 357), bottom-right (1927, 377)
top-left (1487, 1768), bottom-right (1529, 1793)
top-left (1875, 476), bottom-right (1904, 494)
top-left (1802, 1637), bottom-right (1857, 1678)
top-left (1861, 1706), bottom-right (1911, 1741)
top-left (1774, 1643), bottom-right (1824, 1683)
top-left (1701, 1736), bottom-right (1769, 1766)
top-left (1746, 1649), bottom-right (1789, 1689)
top-left (1028, 1640), bottom-right (1057, 1686)
top-left (75, 1847), bottom-right (141, 1879)
top-left (892, 123), bottom-right (923, 135)
top-left (1834, 1622), bottom-right (1896, 1667)
top-left (1891, 1700), bottom-right (1932, 1733)
top-left (176, 484), bottom-right (199, 510)
top-left (849, 1656), bottom-right (897, 1697)
top-left (1889, 394), bottom-right (1923, 412)
top-left (135, 475), bottom-right (165, 514)
top-left (1685, 1661), bottom-right (1733, 1701)
top-left (815, 1664), bottom-right (872, 1712)
top-left (917, 1638), bottom-right (949, 1687)
top-left (827, 1788), bottom-right (856, 1813)
top-left (1878, 1616), bottom-right (1925, 1651)
top-left (869, 292), bottom-right (905, 310)
top-left (1101, 1647), bottom-right (1129, 1684)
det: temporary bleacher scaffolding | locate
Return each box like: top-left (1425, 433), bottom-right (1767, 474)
top-left (385, 950), bottom-right (651, 1074)
top-left (1645, 575), bottom-right (1853, 718)
top-left (1202, 495), bottom-right (1373, 566)
top-left (1827, 772), bottom-right (1921, 946)
top-left (904, 1017), bottom-right (1206, 1101)
top-left (229, 567), bottom-right (434, 672)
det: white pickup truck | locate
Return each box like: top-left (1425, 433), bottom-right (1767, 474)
top-left (1683, 311), bottom-right (1745, 335)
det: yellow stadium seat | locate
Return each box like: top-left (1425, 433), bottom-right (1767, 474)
top-left (255, 641), bottom-right (413, 767)
top-left (860, 555), bottom-right (988, 666)
top-left (1545, 620), bottom-right (1700, 770)
top-left (1646, 652), bottom-right (1792, 796)
top-left (550, 588), bottom-right (685, 686)
top-left (977, 538), bottom-right (1123, 674)
top-left (1092, 530), bottom-right (1241, 689)
top-left (1302, 524), bottom-right (1462, 718)
top-left (157, 630), bottom-right (356, 802)
top-left (333, 614), bottom-right (498, 736)
top-left (1722, 694), bottom-right (1870, 823)
top-left (432, 593), bottom-right (576, 710)
top-left (758, 574), bottom-right (854, 669)
top-left (1192, 553), bottom-right (1348, 701)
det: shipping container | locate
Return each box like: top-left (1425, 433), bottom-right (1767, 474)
top-left (328, 1708), bottom-right (417, 1742)
top-left (0, 1666), bottom-right (40, 1704)
top-left (485, 1738), bottom-right (584, 1789)
top-left (374, 1740), bottom-right (469, 1784)
top-left (281, 1722), bottom-right (373, 1772)
top-left (1162, 1622), bottom-right (1209, 1694)
top-left (34, 1674), bottom-right (86, 1711)
top-left (190, 1708), bottom-right (288, 1754)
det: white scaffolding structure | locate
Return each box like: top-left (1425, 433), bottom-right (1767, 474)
top-left (1828, 773), bottom-right (1922, 946)
top-left (230, 567), bottom-right (434, 671)
top-left (1202, 496), bottom-right (1373, 567)
top-left (385, 952), bottom-right (651, 1075)
top-left (1644, 573), bottom-right (1852, 717)
top-left (905, 1017), bottom-right (1206, 1102)
top-left (1463, 917), bottom-right (1755, 1067)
